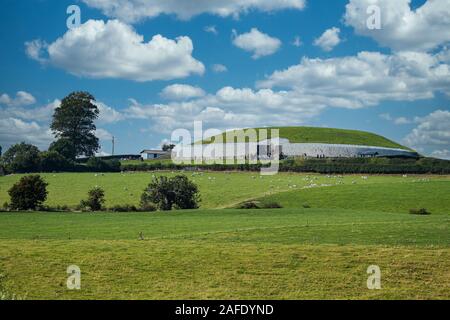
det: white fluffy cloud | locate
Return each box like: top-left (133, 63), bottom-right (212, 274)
top-left (314, 27), bottom-right (341, 52)
top-left (211, 64), bottom-right (228, 73)
top-left (232, 28), bottom-right (282, 59)
top-left (125, 86), bottom-right (325, 133)
top-left (430, 149), bottom-right (450, 160)
top-left (344, 0), bottom-right (450, 52)
top-left (258, 50), bottom-right (450, 108)
top-left (0, 91), bottom-right (36, 107)
top-left (404, 110), bottom-right (450, 151)
top-left (0, 118), bottom-right (53, 150)
top-left (160, 84), bottom-right (206, 100)
top-left (26, 19), bottom-right (205, 82)
top-left (83, 0), bottom-right (306, 23)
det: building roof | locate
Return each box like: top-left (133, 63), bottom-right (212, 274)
top-left (140, 149), bottom-right (169, 154)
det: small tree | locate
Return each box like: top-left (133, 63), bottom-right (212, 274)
top-left (141, 175), bottom-right (200, 211)
top-left (2, 143), bottom-right (41, 173)
top-left (49, 138), bottom-right (77, 161)
top-left (80, 187), bottom-right (105, 211)
top-left (162, 144), bottom-right (175, 152)
top-left (40, 151), bottom-right (72, 172)
top-left (8, 175), bottom-right (48, 210)
top-left (51, 92), bottom-right (100, 158)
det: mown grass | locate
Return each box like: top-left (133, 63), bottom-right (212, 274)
top-left (0, 172), bottom-right (449, 299)
top-left (0, 209), bottom-right (448, 300)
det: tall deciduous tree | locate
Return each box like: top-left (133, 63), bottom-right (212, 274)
top-left (51, 92), bottom-right (100, 158)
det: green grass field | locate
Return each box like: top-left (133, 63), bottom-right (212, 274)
top-left (200, 126), bottom-right (411, 150)
top-left (0, 172), bottom-right (449, 299)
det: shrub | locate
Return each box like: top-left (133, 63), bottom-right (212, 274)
top-left (409, 208), bottom-right (431, 215)
top-left (80, 187), bottom-right (105, 211)
top-left (237, 201), bottom-right (261, 209)
top-left (8, 175), bottom-right (48, 210)
top-left (262, 201), bottom-right (283, 209)
top-left (109, 204), bottom-right (139, 212)
top-left (49, 138), bottom-right (77, 161)
top-left (86, 157), bottom-right (121, 172)
top-left (2, 143), bottom-right (41, 173)
top-left (40, 151), bottom-right (73, 172)
top-left (140, 175), bottom-right (200, 211)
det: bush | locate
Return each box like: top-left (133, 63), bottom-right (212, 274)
top-left (2, 143), bottom-right (41, 173)
top-left (237, 201), bottom-right (261, 209)
top-left (86, 157), bottom-right (121, 172)
top-left (40, 151), bottom-right (73, 172)
top-left (409, 208), bottom-right (431, 215)
top-left (49, 138), bottom-right (77, 161)
top-left (140, 175), bottom-right (200, 211)
top-left (80, 187), bottom-right (105, 211)
top-left (8, 175), bottom-right (48, 210)
top-left (262, 201), bottom-right (283, 209)
top-left (109, 204), bottom-right (139, 212)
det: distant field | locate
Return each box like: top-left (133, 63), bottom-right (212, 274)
top-left (201, 126), bottom-right (410, 150)
top-left (1, 172), bottom-right (447, 209)
top-left (260, 180), bottom-right (450, 215)
top-left (0, 209), bottom-right (448, 299)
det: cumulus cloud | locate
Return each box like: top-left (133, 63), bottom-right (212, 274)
top-left (258, 50), bottom-right (450, 108)
top-left (212, 64), bottom-right (228, 73)
top-left (93, 101), bottom-right (125, 123)
top-left (0, 91), bottom-right (36, 107)
top-left (125, 86), bottom-right (325, 133)
top-left (160, 84), bottom-right (206, 100)
top-left (204, 25), bottom-right (218, 35)
top-left (344, 0), bottom-right (450, 52)
top-left (83, 0), bottom-right (306, 23)
top-left (430, 149), bottom-right (450, 160)
top-left (292, 36), bottom-right (302, 47)
top-left (379, 113), bottom-right (413, 125)
top-left (26, 19), bottom-right (205, 82)
top-left (0, 118), bottom-right (53, 150)
top-left (404, 110), bottom-right (450, 149)
top-left (314, 27), bottom-right (341, 52)
top-left (232, 28), bottom-right (282, 59)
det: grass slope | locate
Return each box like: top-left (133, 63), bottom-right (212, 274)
top-left (1, 172), bottom-right (446, 209)
top-left (201, 126), bottom-right (410, 150)
top-left (260, 180), bottom-right (450, 215)
top-left (0, 209), bottom-right (448, 299)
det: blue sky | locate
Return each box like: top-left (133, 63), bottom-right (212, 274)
top-left (0, 0), bottom-right (449, 158)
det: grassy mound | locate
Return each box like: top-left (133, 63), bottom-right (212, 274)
top-left (200, 126), bottom-right (411, 150)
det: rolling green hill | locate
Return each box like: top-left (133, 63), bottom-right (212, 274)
top-left (200, 126), bottom-right (412, 150)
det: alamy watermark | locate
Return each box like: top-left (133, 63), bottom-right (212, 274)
top-left (366, 5), bottom-right (381, 30)
top-left (67, 5), bottom-right (81, 30)
top-left (67, 265), bottom-right (81, 290)
top-left (367, 265), bottom-right (381, 290)
top-left (170, 121), bottom-right (280, 175)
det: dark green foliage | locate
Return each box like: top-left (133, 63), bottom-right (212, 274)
top-left (237, 201), bottom-right (261, 209)
top-left (237, 201), bottom-right (282, 209)
top-left (409, 208), bottom-right (431, 215)
top-left (122, 157), bottom-right (450, 174)
top-left (8, 175), bottom-right (48, 210)
top-left (51, 92), bottom-right (100, 158)
top-left (108, 204), bottom-right (139, 212)
top-left (80, 187), bottom-right (105, 211)
top-left (141, 175), bottom-right (200, 211)
top-left (86, 157), bottom-right (121, 172)
top-left (1, 143), bottom-right (41, 173)
top-left (40, 151), bottom-right (73, 172)
top-left (48, 138), bottom-right (77, 161)
top-left (162, 144), bottom-right (175, 151)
